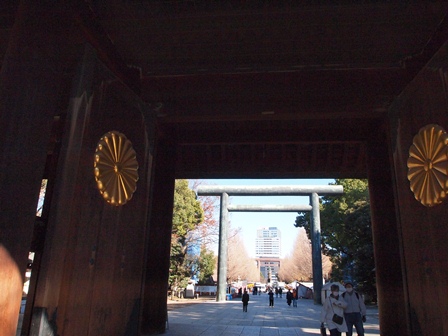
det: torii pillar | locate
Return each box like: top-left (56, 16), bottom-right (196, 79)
top-left (197, 185), bottom-right (343, 304)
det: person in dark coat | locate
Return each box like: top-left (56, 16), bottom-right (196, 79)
top-left (286, 290), bottom-right (292, 306)
top-left (242, 289), bottom-right (250, 312)
top-left (268, 289), bottom-right (274, 307)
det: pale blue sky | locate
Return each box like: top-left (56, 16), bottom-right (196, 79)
top-left (199, 179), bottom-right (335, 258)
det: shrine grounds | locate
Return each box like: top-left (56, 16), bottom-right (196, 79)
top-left (166, 293), bottom-right (380, 336)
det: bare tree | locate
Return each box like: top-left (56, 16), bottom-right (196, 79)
top-left (191, 180), bottom-right (220, 249)
top-left (279, 228), bottom-right (332, 283)
top-left (227, 231), bottom-right (259, 282)
top-left (191, 180), bottom-right (260, 283)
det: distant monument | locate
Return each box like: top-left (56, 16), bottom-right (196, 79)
top-left (197, 184), bottom-right (344, 304)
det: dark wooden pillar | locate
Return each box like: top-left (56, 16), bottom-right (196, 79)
top-left (0, 3), bottom-right (74, 334)
top-left (140, 137), bottom-right (176, 335)
top-left (0, 1), bottom-right (69, 272)
top-left (366, 122), bottom-right (408, 335)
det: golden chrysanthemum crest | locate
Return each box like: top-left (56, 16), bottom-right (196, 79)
top-left (94, 131), bottom-right (139, 206)
top-left (407, 124), bottom-right (448, 207)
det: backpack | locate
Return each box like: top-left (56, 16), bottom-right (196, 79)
top-left (342, 291), bottom-right (359, 300)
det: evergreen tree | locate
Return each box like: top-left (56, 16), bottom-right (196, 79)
top-left (170, 180), bottom-right (204, 292)
top-left (294, 179), bottom-right (376, 299)
top-left (197, 247), bottom-right (216, 284)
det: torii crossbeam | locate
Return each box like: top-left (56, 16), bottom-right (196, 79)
top-left (197, 185), bottom-right (343, 305)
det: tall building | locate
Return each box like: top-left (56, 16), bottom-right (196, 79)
top-left (255, 226), bottom-right (281, 258)
top-left (255, 227), bottom-right (281, 283)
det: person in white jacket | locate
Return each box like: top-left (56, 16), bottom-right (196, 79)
top-left (321, 284), bottom-right (348, 336)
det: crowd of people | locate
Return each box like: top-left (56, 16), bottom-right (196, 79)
top-left (240, 285), bottom-right (299, 310)
top-left (238, 281), bottom-right (367, 336)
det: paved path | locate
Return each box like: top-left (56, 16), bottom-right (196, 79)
top-left (166, 294), bottom-right (380, 335)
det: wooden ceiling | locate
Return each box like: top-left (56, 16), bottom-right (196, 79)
top-left (2, 1), bottom-right (448, 178)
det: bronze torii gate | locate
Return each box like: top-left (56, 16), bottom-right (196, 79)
top-left (197, 185), bottom-right (343, 305)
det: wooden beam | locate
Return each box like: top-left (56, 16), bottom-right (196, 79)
top-left (71, 1), bottom-right (141, 95)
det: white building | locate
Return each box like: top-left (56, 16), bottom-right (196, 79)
top-left (255, 226), bottom-right (281, 258)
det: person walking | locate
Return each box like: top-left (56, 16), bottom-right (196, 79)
top-left (242, 289), bottom-right (250, 312)
top-left (278, 287), bottom-right (283, 298)
top-left (268, 289), bottom-right (274, 307)
top-left (292, 289), bottom-right (298, 307)
top-left (342, 282), bottom-right (366, 336)
top-left (321, 284), bottom-right (348, 336)
top-left (286, 290), bottom-right (292, 306)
